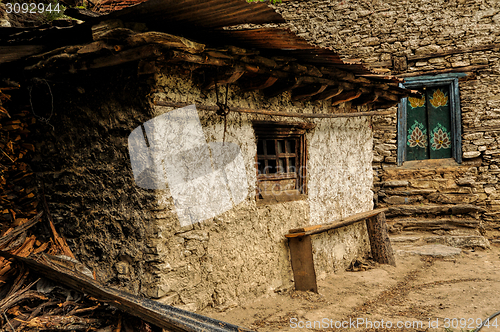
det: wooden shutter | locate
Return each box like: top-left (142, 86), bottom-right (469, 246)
top-left (427, 86), bottom-right (453, 159)
top-left (406, 91), bottom-right (428, 161)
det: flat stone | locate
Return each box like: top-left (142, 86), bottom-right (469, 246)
top-left (396, 244), bottom-right (462, 257)
top-left (390, 236), bottom-right (421, 243)
top-left (463, 151), bottom-right (481, 159)
top-left (424, 235), bottom-right (490, 249)
top-left (384, 180), bottom-right (409, 187)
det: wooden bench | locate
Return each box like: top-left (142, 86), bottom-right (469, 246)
top-left (285, 208), bottom-right (395, 293)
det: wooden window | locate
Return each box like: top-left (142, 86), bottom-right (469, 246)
top-left (253, 121), bottom-right (313, 203)
top-left (397, 74), bottom-right (462, 166)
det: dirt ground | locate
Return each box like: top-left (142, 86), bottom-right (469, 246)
top-left (201, 236), bottom-right (500, 332)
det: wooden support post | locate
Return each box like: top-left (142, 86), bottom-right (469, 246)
top-left (366, 212), bottom-right (396, 266)
top-left (288, 235), bottom-right (317, 293)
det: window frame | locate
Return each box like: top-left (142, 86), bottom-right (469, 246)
top-left (253, 121), bottom-right (312, 204)
top-left (397, 74), bottom-right (463, 166)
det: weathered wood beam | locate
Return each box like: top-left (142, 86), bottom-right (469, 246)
top-left (202, 67), bottom-right (245, 90)
top-left (263, 77), bottom-right (303, 98)
top-left (291, 84), bottom-right (328, 101)
top-left (240, 55), bottom-right (278, 69)
top-left (330, 90), bottom-right (362, 106)
top-left (126, 31), bottom-right (205, 54)
top-left (238, 75), bottom-right (278, 92)
top-left (374, 88), bottom-right (400, 101)
top-left (366, 212), bottom-right (396, 266)
top-left (351, 93), bottom-right (379, 107)
top-left (397, 65), bottom-right (488, 78)
top-left (286, 208), bottom-right (389, 237)
top-left (89, 45), bottom-right (162, 69)
top-left (163, 50), bottom-right (232, 66)
top-left (77, 41), bottom-right (114, 54)
top-left (311, 85), bottom-right (343, 101)
top-left (407, 42), bottom-right (500, 61)
top-left (154, 100), bottom-right (397, 118)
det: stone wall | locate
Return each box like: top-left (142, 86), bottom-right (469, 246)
top-left (30, 63), bottom-right (375, 312)
top-left (274, 0), bottom-right (500, 226)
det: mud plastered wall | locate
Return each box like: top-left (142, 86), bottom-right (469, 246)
top-left (30, 67), bottom-right (158, 295)
top-left (150, 66), bottom-right (372, 311)
top-left (274, 0), bottom-right (500, 226)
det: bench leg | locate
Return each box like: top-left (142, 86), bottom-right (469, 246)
top-left (366, 212), bottom-right (396, 266)
top-left (288, 235), bottom-right (318, 293)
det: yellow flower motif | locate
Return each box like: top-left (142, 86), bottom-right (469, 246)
top-left (430, 89), bottom-right (448, 108)
top-left (408, 95), bottom-right (425, 108)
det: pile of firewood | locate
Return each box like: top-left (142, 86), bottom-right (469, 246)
top-left (0, 85), bottom-right (158, 331)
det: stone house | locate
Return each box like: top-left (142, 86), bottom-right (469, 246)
top-left (273, 0), bottom-right (500, 246)
top-left (1, 0), bottom-right (410, 311)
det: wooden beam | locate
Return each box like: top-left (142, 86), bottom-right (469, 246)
top-left (351, 93), bottom-right (379, 107)
top-left (126, 31), bottom-right (205, 54)
top-left (154, 101), bottom-right (398, 119)
top-left (263, 77), bottom-right (303, 98)
top-left (286, 208), bottom-right (389, 237)
top-left (89, 45), bottom-right (162, 69)
top-left (238, 75), bottom-right (278, 92)
top-left (163, 50), bottom-right (231, 67)
top-left (312, 85), bottom-right (343, 101)
top-left (0, 45), bottom-right (47, 64)
top-left (407, 43), bottom-right (500, 61)
top-left (366, 212), bottom-right (396, 266)
top-left (202, 67), bottom-right (245, 90)
top-left (330, 90), bottom-right (362, 106)
top-left (397, 65), bottom-right (488, 78)
top-left (291, 84), bottom-right (328, 101)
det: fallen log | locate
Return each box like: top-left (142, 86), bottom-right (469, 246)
top-left (0, 252), bottom-right (255, 332)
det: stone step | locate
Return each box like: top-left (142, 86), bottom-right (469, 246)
top-left (395, 244), bottom-right (462, 258)
top-left (387, 217), bottom-right (483, 234)
top-left (390, 234), bottom-right (490, 249)
top-left (385, 204), bottom-right (486, 217)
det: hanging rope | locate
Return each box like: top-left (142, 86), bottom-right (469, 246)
top-left (214, 82), bottom-right (230, 145)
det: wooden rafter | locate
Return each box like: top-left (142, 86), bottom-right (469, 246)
top-left (263, 77), bottom-right (303, 98)
top-left (351, 93), bottom-right (379, 107)
top-left (312, 85), bottom-right (343, 101)
top-left (238, 75), bottom-right (278, 92)
top-left (330, 90), bottom-right (363, 106)
top-left (291, 84), bottom-right (328, 101)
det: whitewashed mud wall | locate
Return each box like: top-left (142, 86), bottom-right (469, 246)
top-left (148, 66), bottom-right (373, 311)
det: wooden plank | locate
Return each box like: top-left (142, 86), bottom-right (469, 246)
top-left (155, 101), bottom-right (397, 119)
top-left (288, 235), bottom-right (317, 293)
top-left (285, 208), bottom-right (389, 237)
top-left (366, 212), bottom-right (396, 266)
top-left (407, 43), bottom-right (500, 61)
top-left (397, 65), bottom-right (488, 78)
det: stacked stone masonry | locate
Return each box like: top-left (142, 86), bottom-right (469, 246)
top-left (275, 0), bottom-right (500, 229)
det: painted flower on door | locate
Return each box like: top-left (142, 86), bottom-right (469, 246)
top-left (429, 89), bottom-right (448, 108)
top-left (407, 120), bottom-right (428, 148)
top-left (430, 123), bottom-right (451, 150)
top-left (408, 95), bottom-right (425, 108)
